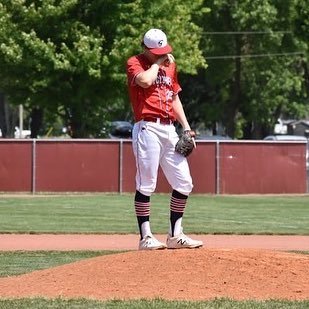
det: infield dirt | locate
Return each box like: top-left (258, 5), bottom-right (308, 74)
top-left (0, 248), bottom-right (308, 301)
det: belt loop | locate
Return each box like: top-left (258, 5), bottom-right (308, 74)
top-left (156, 118), bottom-right (160, 124)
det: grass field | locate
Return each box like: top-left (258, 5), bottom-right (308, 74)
top-left (0, 250), bottom-right (308, 308)
top-left (0, 251), bottom-right (118, 277)
top-left (0, 194), bottom-right (308, 234)
top-left (0, 298), bottom-right (308, 309)
top-left (0, 193), bottom-right (308, 308)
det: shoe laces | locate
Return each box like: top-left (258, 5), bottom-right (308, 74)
top-left (144, 235), bottom-right (157, 246)
top-left (178, 232), bottom-right (193, 243)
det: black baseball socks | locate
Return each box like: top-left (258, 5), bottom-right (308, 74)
top-left (170, 190), bottom-right (188, 237)
top-left (135, 189), bottom-right (188, 239)
top-left (134, 190), bottom-right (150, 240)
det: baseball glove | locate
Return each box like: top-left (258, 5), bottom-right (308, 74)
top-left (175, 130), bottom-right (196, 157)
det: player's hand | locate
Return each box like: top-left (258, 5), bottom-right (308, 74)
top-left (185, 129), bottom-right (196, 148)
top-left (155, 55), bottom-right (168, 66)
top-left (167, 54), bottom-right (175, 63)
top-left (155, 54), bottom-right (175, 66)
top-left (163, 54), bottom-right (175, 66)
top-left (175, 130), bottom-right (196, 157)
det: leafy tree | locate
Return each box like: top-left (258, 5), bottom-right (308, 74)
top-left (0, 0), bottom-right (207, 138)
top-left (0, 93), bottom-right (18, 137)
top-left (181, 0), bottom-right (308, 139)
top-left (0, 0), bottom-right (114, 137)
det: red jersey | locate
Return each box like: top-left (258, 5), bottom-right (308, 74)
top-left (126, 53), bottom-right (181, 122)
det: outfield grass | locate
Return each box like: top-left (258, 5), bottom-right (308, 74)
top-left (0, 251), bottom-right (120, 277)
top-left (0, 194), bottom-right (308, 234)
top-left (0, 194), bottom-right (308, 308)
top-left (0, 298), bottom-right (308, 309)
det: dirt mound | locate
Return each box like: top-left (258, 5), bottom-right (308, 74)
top-left (0, 249), bottom-right (308, 301)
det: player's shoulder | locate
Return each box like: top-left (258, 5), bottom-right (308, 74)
top-left (127, 53), bottom-right (147, 65)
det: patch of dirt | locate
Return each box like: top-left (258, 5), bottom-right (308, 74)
top-left (0, 249), bottom-right (308, 301)
top-left (1, 234), bottom-right (309, 251)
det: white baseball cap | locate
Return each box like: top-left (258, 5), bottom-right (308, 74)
top-left (143, 29), bottom-right (172, 55)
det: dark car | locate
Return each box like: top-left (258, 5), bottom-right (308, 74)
top-left (108, 121), bottom-right (133, 139)
top-left (195, 134), bottom-right (232, 141)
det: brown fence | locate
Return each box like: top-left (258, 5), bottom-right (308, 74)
top-left (0, 139), bottom-right (307, 194)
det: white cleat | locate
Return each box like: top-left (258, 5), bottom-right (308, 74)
top-left (139, 235), bottom-right (167, 250)
top-left (167, 232), bottom-right (203, 249)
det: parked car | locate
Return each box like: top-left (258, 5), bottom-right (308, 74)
top-left (14, 127), bottom-right (31, 138)
top-left (108, 121), bottom-right (133, 139)
top-left (264, 135), bottom-right (309, 169)
top-left (195, 134), bottom-right (232, 141)
top-left (263, 135), bottom-right (308, 141)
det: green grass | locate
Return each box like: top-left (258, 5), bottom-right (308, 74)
top-left (0, 194), bottom-right (308, 234)
top-left (0, 251), bottom-right (120, 277)
top-left (0, 298), bottom-right (308, 309)
top-left (0, 194), bottom-right (308, 308)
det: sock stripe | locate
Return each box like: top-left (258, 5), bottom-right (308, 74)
top-left (170, 196), bottom-right (186, 213)
top-left (135, 201), bottom-right (150, 217)
top-left (171, 196), bottom-right (186, 203)
top-left (170, 206), bottom-right (185, 213)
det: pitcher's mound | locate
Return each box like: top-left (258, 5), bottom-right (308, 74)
top-left (0, 249), bottom-right (308, 301)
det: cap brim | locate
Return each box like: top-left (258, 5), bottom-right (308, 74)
top-left (148, 44), bottom-right (172, 55)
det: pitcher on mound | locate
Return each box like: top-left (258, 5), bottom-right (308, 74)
top-left (126, 28), bottom-right (203, 250)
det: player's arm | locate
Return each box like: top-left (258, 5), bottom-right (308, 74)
top-left (173, 95), bottom-right (197, 149)
top-left (135, 56), bottom-right (168, 88)
top-left (135, 64), bottom-right (160, 88)
top-left (172, 94), bottom-right (191, 131)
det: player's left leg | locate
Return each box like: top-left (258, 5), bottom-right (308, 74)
top-left (165, 187), bottom-right (203, 249)
top-left (160, 128), bottom-right (203, 249)
top-left (169, 189), bottom-right (188, 237)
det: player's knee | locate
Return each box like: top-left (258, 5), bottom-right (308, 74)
top-left (137, 185), bottom-right (155, 197)
top-left (135, 190), bottom-right (150, 202)
top-left (174, 180), bottom-right (193, 196)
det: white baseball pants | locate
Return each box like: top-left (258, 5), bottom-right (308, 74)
top-left (132, 120), bottom-right (193, 196)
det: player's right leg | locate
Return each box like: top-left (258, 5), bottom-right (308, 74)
top-left (134, 190), bottom-right (166, 250)
top-left (132, 121), bottom-right (166, 250)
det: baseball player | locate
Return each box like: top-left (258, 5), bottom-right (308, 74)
top-left (126, 28), bottom-right (203, 250)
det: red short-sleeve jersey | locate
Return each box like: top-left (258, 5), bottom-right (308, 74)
top-left (126, 53), bottom-right (182, 122)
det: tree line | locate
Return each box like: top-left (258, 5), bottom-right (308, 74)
top-left (0, 0), bottom-right (308, 139)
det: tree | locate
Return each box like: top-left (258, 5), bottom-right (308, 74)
top-left (0, 0), bottom-right (207, 138)
top-left (181, 0), bottom-right (308, 139)
top-left (0, 93), bottom-right (17, 138)
top-left (0, 0), bottom-right (112, 137)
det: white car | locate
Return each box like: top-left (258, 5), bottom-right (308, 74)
top-left (264, 135), bottom-right (309, 169)
top-left (263, 135), bottom-right (308, 141)
top-left (14, 127), bottom-right (31, 138)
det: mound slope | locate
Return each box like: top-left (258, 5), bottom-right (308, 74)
top-left (0, 249), bottom-right (308, 301)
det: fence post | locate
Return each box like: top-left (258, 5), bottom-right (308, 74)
top-left (216, 141), bottom-right (220, 195)
top-left (119, 139), bottom-right (123, 194)
top-left (31, 139), bottom-right (36, 194)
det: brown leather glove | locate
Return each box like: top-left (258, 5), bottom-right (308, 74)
top-left (175, 130), bottom-right (196, 157)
